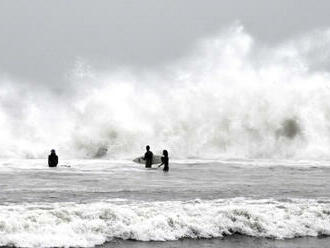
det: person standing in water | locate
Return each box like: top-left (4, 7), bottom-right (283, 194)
top-left (158, 150), bottom-right (169, 172)
top-left (48, 149), bottom-right (58, 167)
top-left (144, 145), bottom-right (153, 168)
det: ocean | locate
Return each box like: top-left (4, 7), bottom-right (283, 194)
top-left (1, 26), bottom-right (330, 246)
top-left (2, 8), bottom-right (330, 247)
top-left (1, 158), bottom-right (330, 247)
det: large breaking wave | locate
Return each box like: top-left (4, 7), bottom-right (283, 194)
top-left (1, 198), bottom-right (330, 247)
top-left (1, 25), bottom-right (330, 159)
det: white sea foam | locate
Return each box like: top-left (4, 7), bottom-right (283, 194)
top-left (1, 198), bottom-right (330, 247)
top-left (1, 25), bottom-right (330, 159)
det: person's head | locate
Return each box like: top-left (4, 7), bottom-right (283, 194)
top-left (146, 145), bottom-right (150, 151)
top-left (163, 150), bottom-right (168, 157)
top-left (51, 149), bottom-right (56, 154)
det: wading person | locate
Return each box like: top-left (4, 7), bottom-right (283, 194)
top-left (48, 149), bottom-right (58, 167)
top-left (144, 145), bottom-right (153, 168)
top-left (158, 150), bottom-right (169, 172)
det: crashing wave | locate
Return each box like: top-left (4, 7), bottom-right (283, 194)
top-left (0, 198), bottom-right (330, 247)
top-left (1, 26), bottom-right (330, 159)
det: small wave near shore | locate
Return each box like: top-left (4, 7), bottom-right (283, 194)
top-left (1, 198), bottom-right (330, 247)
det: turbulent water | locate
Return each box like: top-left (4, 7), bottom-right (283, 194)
top-left (0, 158), bottom-right (330, 247)
top-left (1, 26), bottom-right (330, 247)
top-left (2, 25), bottom-right (330, 159)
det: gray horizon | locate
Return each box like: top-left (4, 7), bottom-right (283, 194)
top-left (1, 0), bottom-right (330, 87)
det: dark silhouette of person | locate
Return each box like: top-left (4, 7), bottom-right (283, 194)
top-left (144, 145), bottom-right (153, 168)
top-left (158, 150), bottom-right (169, 172)
top-left (48, 149), bottom-right (58, 167)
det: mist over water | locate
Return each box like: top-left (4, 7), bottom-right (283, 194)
top-left (1, 25), bottom-right (330, 159)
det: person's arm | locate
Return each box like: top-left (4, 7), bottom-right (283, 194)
top-left (158, 158), bottom-right (164, 167)
top-left (158, 156), bottom-right (164, 167)
top-left (48, 156), bottom-right (51, 166)
top-left (158, 157), bottom-right (164, 168)
top-left (55, 155), bottom-right (58, 165)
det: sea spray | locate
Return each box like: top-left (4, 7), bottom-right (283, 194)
top-left (1, 25), bottom-right (330, 159)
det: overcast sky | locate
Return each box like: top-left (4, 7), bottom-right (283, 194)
top-left (1, 0), bottom-right (330, 86)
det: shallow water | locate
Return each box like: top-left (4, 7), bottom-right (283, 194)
top-left (105, 236), bottom-right (330, 248)
top-left (2, 158), bottom-right (330, 203)
top-left (1, 158), bottom-right (330, 247)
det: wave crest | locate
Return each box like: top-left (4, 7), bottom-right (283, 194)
top-left (1, 198), bottom-right (330, 247)
top-left (1, 26), bottom-right (330, 159)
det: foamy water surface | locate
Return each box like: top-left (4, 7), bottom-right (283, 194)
top-left (1, 159), bottom-right (330, 247)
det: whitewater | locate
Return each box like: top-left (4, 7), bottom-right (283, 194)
top-left (1, 25), bottom-right (330, 159)
top-left (2, 198), bottom-right (330, 247)
top-left (1, 26), bottom-right (330, 247)
top-left (0, 158), bottom-right (330, 247)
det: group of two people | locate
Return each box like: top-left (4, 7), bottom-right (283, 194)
top-left (144, 145), bottom-right (169, 172)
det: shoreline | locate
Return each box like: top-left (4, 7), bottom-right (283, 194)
top-left (101, 235), bottom-right (330, 248)
top-left (1, 235), bottom-right (330, 248)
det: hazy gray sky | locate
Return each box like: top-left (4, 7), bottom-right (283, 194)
top-left (1, 0), bottom-right (330, 85)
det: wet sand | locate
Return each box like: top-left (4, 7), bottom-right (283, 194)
top-left (103, 236), bottom-right (330, 248)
